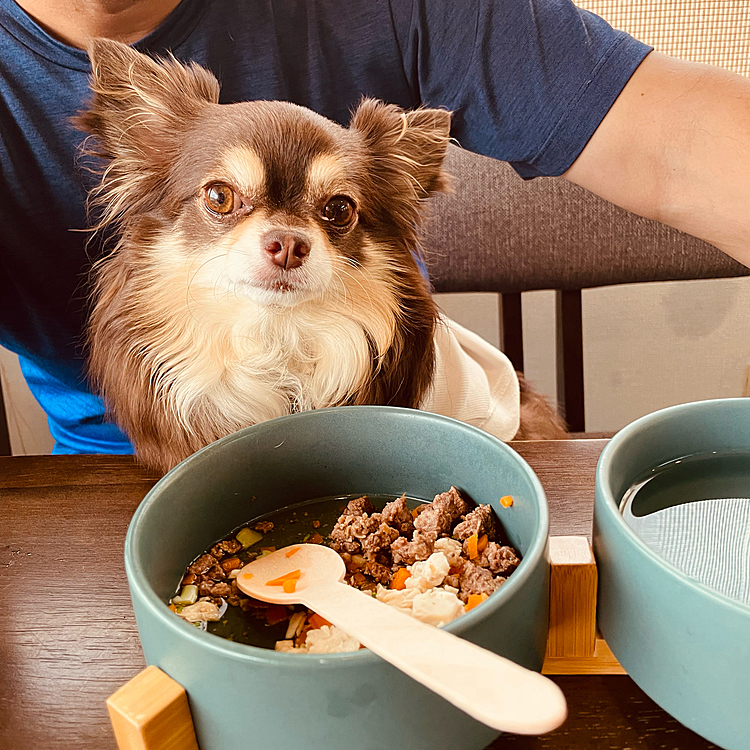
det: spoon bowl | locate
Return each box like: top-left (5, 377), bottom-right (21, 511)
top-left (236, 544), bottom-right (346, 606)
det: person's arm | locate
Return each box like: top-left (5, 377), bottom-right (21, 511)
top-left (564, 51), bottom-right (750, 266)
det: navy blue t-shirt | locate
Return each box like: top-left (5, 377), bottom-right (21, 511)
top-left (0, 0), bottom-right (651, 454)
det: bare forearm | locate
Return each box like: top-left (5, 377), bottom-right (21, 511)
top-left (565, 52), bottom-right (750, 266)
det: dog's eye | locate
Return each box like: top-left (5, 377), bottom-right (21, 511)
top-left (322, 196), bottom-right (356, 227)
top-left (204, 183), bottom-right (238, 215)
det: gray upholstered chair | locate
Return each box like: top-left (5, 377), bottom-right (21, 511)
top-left (423, 146), bottom-right (749, 432)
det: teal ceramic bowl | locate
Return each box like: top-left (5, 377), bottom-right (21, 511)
top-left (125, 406), bottom-right (551, 750)
top-left (594, 398), bottom-right (750, 750)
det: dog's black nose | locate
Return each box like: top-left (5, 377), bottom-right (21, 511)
top-left (262, 230), bottom-right (311, 270)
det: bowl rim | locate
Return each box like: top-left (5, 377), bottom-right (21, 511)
top-left (596, 397), bottom-right (750, 615)
top-left (125, 405), bottom-right (551, 667)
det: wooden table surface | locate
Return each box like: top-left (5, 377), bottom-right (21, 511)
top-left (0, 442), bottom-right (718, 750)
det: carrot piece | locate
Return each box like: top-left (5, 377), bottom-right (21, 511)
top-left (282, 578), bottom-right (297, 594)
top-left (467, 533), bottom-right (479, 560)
top-left (308, 613), bottom-right (332, 630)
top-left (242, 572), bottom-right (254, 580)
top-left (465, 593), bottom-right (488, 612)
top-left (285, 546), bottom-right (301, 558)
top-left (390, 568), bottom-right (412, 590)
top-left (411, 508), bottom-right (419, 519)
top-left (168, 603), bottom-right (177, 612)
top-left (181, 572), bottom-right (197, 585)
top-left (500, 495), bottom-right (514, 508)
top-left (308, 533), bottom-right (324, 544)
top-left (220, 556), bottom-right (242, 572)
top-left (265, 569), bottom-right (302, 586)
top-left (477, 534), bottom-right (488, 553)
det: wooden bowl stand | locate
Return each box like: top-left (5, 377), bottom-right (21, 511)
top-left (107, 535), bottom-right (623, 749)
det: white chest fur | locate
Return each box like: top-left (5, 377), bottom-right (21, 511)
top-left (138, 289), bottom-right (398, 437)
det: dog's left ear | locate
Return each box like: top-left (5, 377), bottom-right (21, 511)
top-left (350, 99), bottom-right (451, 198)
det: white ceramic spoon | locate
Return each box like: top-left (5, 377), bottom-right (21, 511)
top-left (235, 544), bottom-right (567, 735)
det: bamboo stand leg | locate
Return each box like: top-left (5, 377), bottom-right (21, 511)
top-left (542, 536), bottom-right (625, 675)
top-left (107, 665), bottom-right (200, 750)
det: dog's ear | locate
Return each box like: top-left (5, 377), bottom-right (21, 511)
top-left (78, 38), bottom-right (219, 168)
top-left (349, 99), bottom-right (451, 198)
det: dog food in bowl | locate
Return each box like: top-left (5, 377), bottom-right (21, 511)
top-left (170, 487), bottom-right (521, 652)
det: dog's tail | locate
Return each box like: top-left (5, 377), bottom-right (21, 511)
top-left (513, 373), bottom-right (568, 440)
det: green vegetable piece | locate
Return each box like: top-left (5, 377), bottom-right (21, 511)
top-left (172, 584), bottom-right (198, 606)
top-left (236, 527), bottom-right (264, 549)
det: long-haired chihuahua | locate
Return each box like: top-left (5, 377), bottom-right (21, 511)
top-left (78, 39), bottom-right (565, 473)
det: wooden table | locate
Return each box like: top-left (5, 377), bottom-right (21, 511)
top-left (0, 442), bottom-right (718, 750)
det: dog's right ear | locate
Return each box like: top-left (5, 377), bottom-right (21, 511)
top-left (78, 38), bottom-right (220, 168)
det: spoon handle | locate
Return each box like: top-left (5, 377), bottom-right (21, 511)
top-left (300, 581), bottom-right (567, 735)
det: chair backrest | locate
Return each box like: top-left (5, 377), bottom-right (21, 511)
top-left (422, 149), bottom-right (748, 431)
top-left (424, 147), bottom-right (746, 296)
top-left (423, 0), bottom-right (750, 431)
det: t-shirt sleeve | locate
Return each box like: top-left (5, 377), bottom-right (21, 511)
top-left (388, 0), bottom-right (652, 178)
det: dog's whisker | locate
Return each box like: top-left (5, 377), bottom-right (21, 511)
top-left (185, 252), bottom-right (227, 321)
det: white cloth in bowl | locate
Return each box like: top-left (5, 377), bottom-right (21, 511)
top-left (623, 497), bottom-right (750, 606)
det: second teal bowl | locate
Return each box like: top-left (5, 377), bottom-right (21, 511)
top-left (594, 398), bottom-right (750, 750)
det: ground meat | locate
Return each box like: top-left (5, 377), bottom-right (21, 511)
top-left (453, 504), bottom-right (496, 541)
top-left (330, 509), bottom-right (385, 554)
top-left (254, 521), bottom-right (274, 533)
top-left (198, 580), bottom-right (233, 599)
top-left (225, 580), bottom-right (245, 607)
top-left (413, 504), bottom-right (453, 538)
top-left (390, 531), bottom-right (435, 565)
top-left (206, 563), bottom-right (227, 581)
top-left (330, 516), bottom-right (362, 553)
top-left (342, 496), bottom-right (374, 517)
top-left (433, 486), bottom-right (469, 521)
top-left (477, 542), bottom-right (520, 575)
top-left (414, 486), bottom-right (468, 538)
top-left (365, 560), bottom-right (393, 586)
top-left (458, 560), bottom-right (503, 601)
top-left (361, 522), bottom-right (400, 561)
top-left (444, 574), bottom-right (460, 589)
top-left (381, 495), bottom-right (414, 535)
top-left (209, 539), bottom-right (243, 559)
top-left (188, 554), bottom-right (219, 576)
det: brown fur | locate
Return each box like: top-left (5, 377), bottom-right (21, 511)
top-left (78, 39), bottom-right (564, 474)
top-left (513, 373), bottom-right (568, 440)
